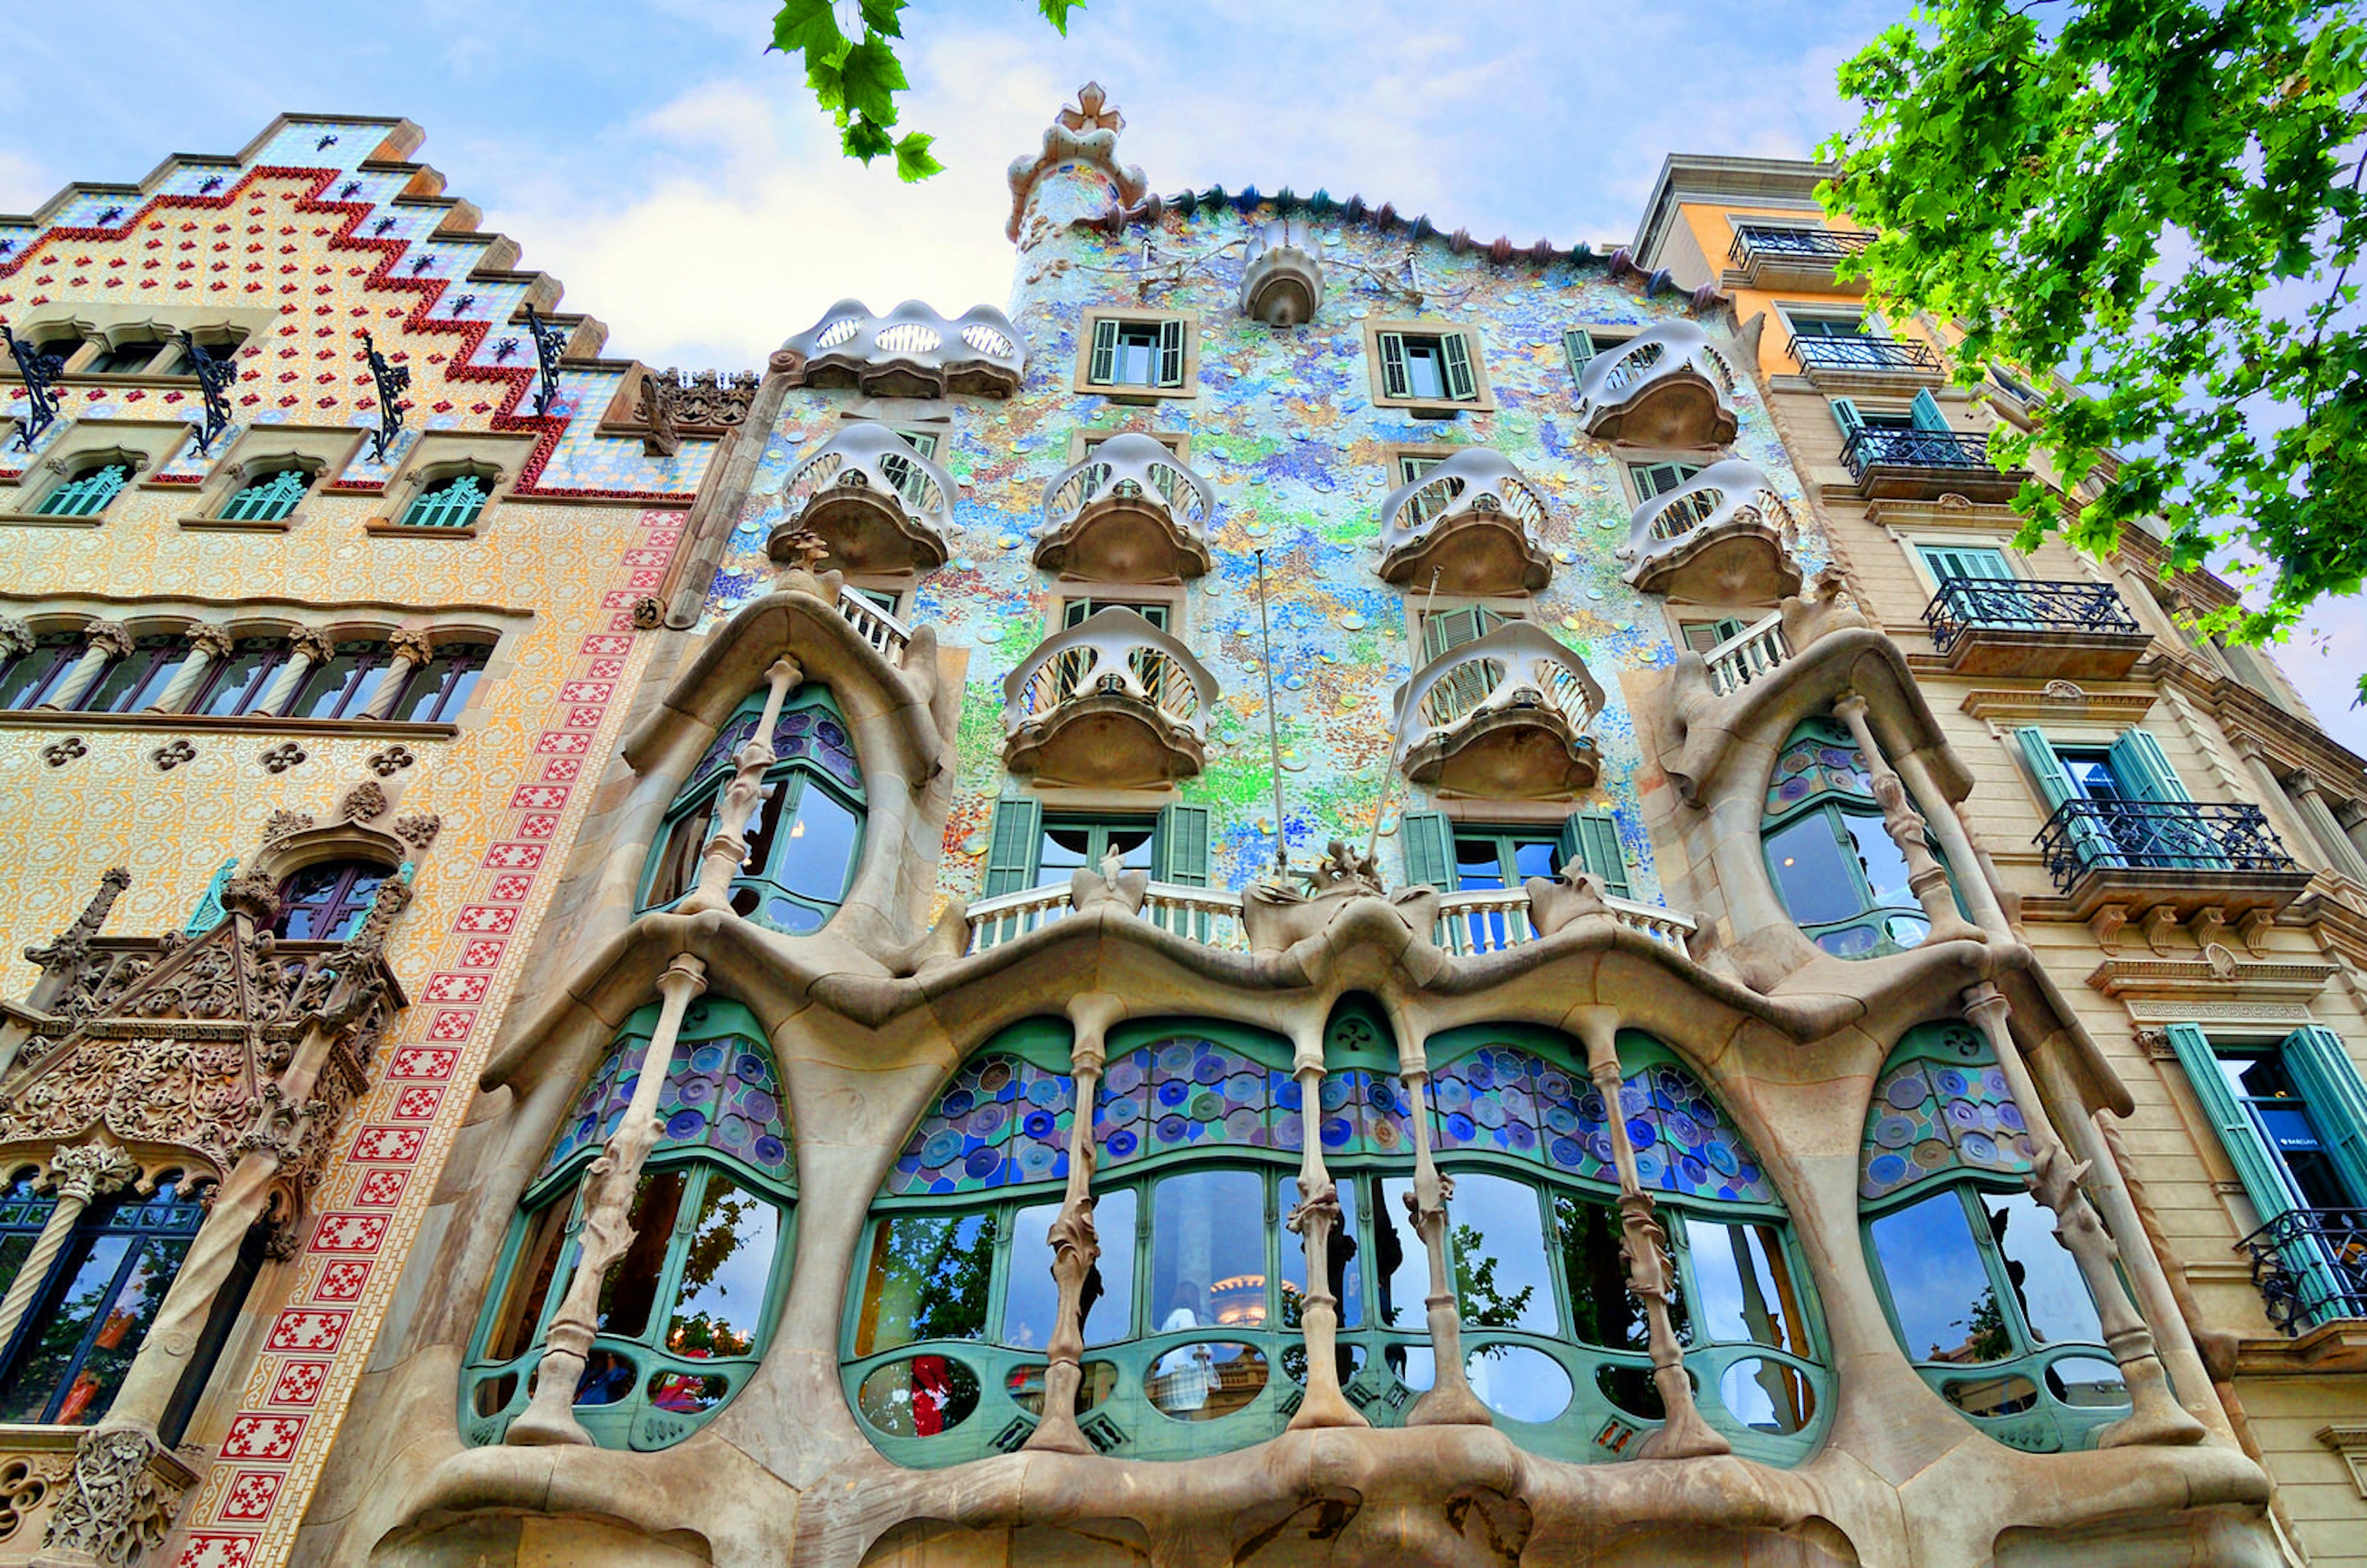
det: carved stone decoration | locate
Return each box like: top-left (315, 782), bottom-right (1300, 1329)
top-left (41, 737), bottom-right (88, 768)
top-left (1069, 843), bottom-right (1148, 919)
top-left (259, 811), bottom-right (314, 851)
top-left (0, 616), bottom-right (31, 659)
top-left (185, 624), bottom-right (234, 660)
top-left (284, 626), bottom-right (333, 665)
top-left (218, 871), bottom-right (281, 924)
top-left (81, 621), bottom-right (134, 661)
top-left (367, 745), bottom-right (415, 778)
top-left (391, 813), bottom-right (441, 853)
top-left (339, 780), bottom-right (390, 823)
top-left (630, 596), bottom-right (664, 631)
top-left (633, 367), bottom-right (759, 456)
top-left (259, 742), bottom-right (307, 775)
top-left (149, 740), bottom-right (195, 772)
top-left (2043, 679), bottom-right (2087, 701)
top-left (24, 869), bottom-right (131, 972)
top-left (49, 1141), bottom-right (139, 1203)
top-left (0, 1452), bottom-right (71, 1543)
top-left (384, 627), bottom-right (435, 666)
top-left (37, 1427), bottom-right (178, 1566)
top-left (1526, 861), bottom-right (1611, 937)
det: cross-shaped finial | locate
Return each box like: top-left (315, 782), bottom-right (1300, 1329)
top-left (1059, 82), bottom-right (1124, 135)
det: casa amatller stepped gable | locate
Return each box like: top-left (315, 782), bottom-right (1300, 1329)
top-left (3, 87), bottom-right (2367, 1568)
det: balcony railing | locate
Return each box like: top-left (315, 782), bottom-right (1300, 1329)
top-left (1788, 334), bottom-right (1939, 374)
top-left (834, 586), bottom-right (912, 666)
top-left (1402, 623), bottom-right (1601, 738)
top-left (1699, 611), bottom-right (1790, 696)
top-left (1002, 608), bottom-right (1215, 785)
top-left (777, 423), bottom-right (954, 572)
top-left (1573, 321), bottom-right (1739, 446)
top-left (1727, 226), bottom-right (1875, 267)
top-left (1377, 448), bottom-right (1552, 594)
top-left (781, 298), bottom-right (1026, 398)
top-left (2240, 1207), bottom-right (2367, 1334)
top-left (1034, 434), bottom-right (1215, 579)
top-left (1839, 427), bottom-right (1992, 484)
top-left (1923, 578), bottom-right (2142, 656)
top-left (963, 880), bottom-right (1694, 957)
top-left (2034, 800), bottom-right (2299, 889)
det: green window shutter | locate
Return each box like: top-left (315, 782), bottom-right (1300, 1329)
top-left (1564, 329), bottom-right (1597, 377)
top-left (2014, 727), bottom-right (2075, 814)
top-left (1442, 332), bottom-right (1478, 401)
top-left (184, 856), bottom-right (239, 935)
top-left (981, 797), bottom-right (1044, 896)
top-left (1829, 398), bottom-right (1863, 435)
top-left (1087, 319), bottom-right (1119, 385)
top-left (1157, 317), bottom-right (1186, 388)
top-left (1423, 605), bottom-right (1492, 660)
top-left (1558, 809), bottom-right (1632, 899)
top-left (2107, 729), bottom-right (2192, 803)
top-left (1151, 803), bottom-right (1212, 887)
top-left (1378, 332), bottom-right (1411, 400)
top-left (2282, 1026), bottom-right (2367, 1204)
top-left (2165, 1024), bottom-right (2297, 1227)
top-left (1910, 388), bottom-right (1949, 432)
top-left (1400, 811), bottom-right (1455, 891)
top-left (1919, 545), bottom-right (2013, 583)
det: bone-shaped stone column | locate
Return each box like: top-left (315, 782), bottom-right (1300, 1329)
top-left (1287, 1016), bottom-right (1366, 1431)
top-left (1962, 983), bottom-right (2203, 1447)
top-left (679, 657), bottom-right (801, 916)
top-left (1834, 693), bottom-right (1984, 945)
top-left (1396, 1016), bottom-right (1490, 1427)
top-left (1026, 991), bottom-right (1122, 1453)
top-left (509, 953), bottom-right (708, 1446)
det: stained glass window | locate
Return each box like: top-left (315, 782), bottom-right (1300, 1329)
top-left (1762, 714), bottom-right (1943, 960)
top-left (1860, 1020), bottom-right (2035, 1202)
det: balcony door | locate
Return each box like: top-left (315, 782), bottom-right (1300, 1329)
top-left (1918, 544), bottom-right (2043, 632)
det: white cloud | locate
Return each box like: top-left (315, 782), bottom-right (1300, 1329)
top-left (0, 147), bottom-right (56, 216)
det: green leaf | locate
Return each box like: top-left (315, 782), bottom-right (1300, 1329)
top-left (1039, 0), bottom-right (1082, 33)
top-left (894, 132), bottom-right (944, 182)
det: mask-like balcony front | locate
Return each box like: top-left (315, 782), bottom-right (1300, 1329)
top-left (1924, 576), bottom-right (2153, 680)
top-left (779, 298), bottom-right (1025, 399)
top-left (1003, 607), bottom-right (1215, 787)
top-left (1621, 460), bottom-right (1803, 602)
top-left (1842, 425), bottom-right (2026, 502)
top-left (1032, 435), bottom-right (1215, 582)
top-left (1573, 321), bottom-right (1739, 447)
top-left (1376, 448), bottom-right (1553, 596)
top-left (770, 424), bottom-right (953, 574)
top-left (1394, 621), bottom-right (1605, 798)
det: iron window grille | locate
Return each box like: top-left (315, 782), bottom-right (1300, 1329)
top-left (1839, 427), bottom-right (1991, 483)
top-left (2033, 800), bottom-right (2297, 888)
top-left (217, 468), bottom-right (312, 523)
top-left (2241, 1208), bottom-right (2367, 1333)
top-left (1923, 578), bottom-right (2142, 654)
top-left (401, 471), bottom-right (489, 529)
top-left (35, 463), bottom-right (131, 518)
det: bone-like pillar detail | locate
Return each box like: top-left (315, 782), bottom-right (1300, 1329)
top-left (1891, 746), bottom-right (2010, 937)
top-left (0, 1142), bottom-right (139, 1353)
top-left (1961, 984), bottom-right (2203, 1447)
top-left (1027, 991), bottom-right (1122, 1453)
top-left (678, 657), bottom-right (802, 916)
top-left (508, 953), bottom-right (709, 1446)
top-left (1288, 1017), bottom-right (1366, 1431)
top-left (1572, 1010), bottom-right (1728, 1458)
top-left (1397, 1018), bottom-right (1490, 1427)
top-left (1833, 694), bottom-right (1984, 945)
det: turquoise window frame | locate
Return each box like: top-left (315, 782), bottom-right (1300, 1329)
top-left (841, 1011), bottom-right (1829, 1471)
top-left (460, 997), bottom-right (797, 1452)
top-left (1761, 716), bottom-right (1956, 959)
top-left (1858, 1021), bottom-right (2130, 1453)
top-left (637, 685), bottom-right (867, 933)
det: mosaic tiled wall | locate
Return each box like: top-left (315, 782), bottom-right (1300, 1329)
top-left (705, 184), bottom-right (1825, 905)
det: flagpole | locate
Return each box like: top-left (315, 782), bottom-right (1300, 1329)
top-left (1254, 549), bottom-right (1291, 880)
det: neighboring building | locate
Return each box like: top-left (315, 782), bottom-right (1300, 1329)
top-left (0, 117), bottom-right (742, 1565)
top-left (7, 92), bottom-right (2366, 1568)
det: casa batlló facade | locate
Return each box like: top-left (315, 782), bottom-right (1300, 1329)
top-left (3, 89), bottom-right (2367, 1568)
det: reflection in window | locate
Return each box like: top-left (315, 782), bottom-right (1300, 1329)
top-left (76, 635), bottom-right (191, 714)
top-left (462, 998), bottom-right (795, 1449)
top-left (192, 637), bottom-right (290, 717)
top-left (640, 686), bottom-right (866, 933)
top-left (1762, 716), bottom-right (1947, 958)
top-left (273, 859), bottom-right (389, 941)
top-left (396, 641), bottom-right (491, 723)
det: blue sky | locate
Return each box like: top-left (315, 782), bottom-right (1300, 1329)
top-left (2, 0), bottom-right (2360, 745)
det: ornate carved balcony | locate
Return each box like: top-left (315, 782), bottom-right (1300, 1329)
top-left (1725, 224), bottom-right (1874, 292)
top-left (770, 424), bottom-right (953, 574)
top-left (1002, 607), bottom-right (1215, 787)
top-left (1240, 218), bottom-right (1325, 325)
top-left (1393, 622), bottom-right (1604, 798)
top-left (778, 299), bottom-right (1025, 398)
top-left (1032, 435), bottom-right (1214, 582)
top-left (2035, 800), bottom-right (2312, 921)
top-left (1841, 427), bottom-right (2025, 502)
top-left (1573, 321), bottom-right (1739, 447)
top-left (1621, 459), bottom-right (1802, 602)
top-left (1376, 448), bottom-right (1552, 596)
top-left (1924, 578), bottom-right (2152, 680)
top-left (2242, 1207), bottom-right (2367, 1334)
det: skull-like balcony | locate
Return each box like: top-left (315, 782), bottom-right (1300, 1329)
top-left (1621, 460), bottom-right (1804, 603)
top-left (1573, 321), bottom-right (1739, 447)
top-left (769, 424), bottom-right (953, 575)
top-left (1032, 435), bottom-right (1215, 582)
top-left (779, 298), bottom-right (1026, 399)
top-left (1003, 607), bottom-right (1216, 788)
top-left (1393, 622), bottom-right (1605, 799)
top-left (1376, 449), bottom-right (1553, 596)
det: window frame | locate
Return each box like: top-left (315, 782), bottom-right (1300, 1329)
top-left (1363, 319), bottom-right (1494, 414)
top-left (1563, 327), bottom-right (1634, 381)
top-left (1073, 309), bottom-right (1201, 402)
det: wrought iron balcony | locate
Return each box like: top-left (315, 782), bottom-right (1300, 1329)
top-left (1727, 226), bottom-right (1876, 267)
top-left (1923, 578), bottom-right (2152, 679)
top-left (2241, 1207), bottom-right (2367, 1334)
top-left (1376, 448), bottom-right (1553, 596)
top-left (1621, 459), bottom-right (1802, 602)
top-left (1573, 321), bottom-right (1739, 447)
top-left (1841, 426), bottom-right (2024, 502)
top-left (1394, 622), bottom-right (1604, 798)
top-left (2035, 801), bottom-right (2298, 886)
top-left (1788, 334), bottom-right (1939, 374)
top-left (779, 298), bottom-right (1025, 398)
top-left (1033, 434), bottom-right (1214, 582)
top-left (772, 423), bottom-right (953, 574)
top-left (1002, 607), bottom-right (1215, 787)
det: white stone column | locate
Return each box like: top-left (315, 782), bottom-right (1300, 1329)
top-left (508, 953), bottom-right (709, 1447)
top-left (679, 658), bottom-right (801, 916)
top-left (1286, 1015), bottom-right (1364, 1431)
top-left (152, 625), bottom-right (234, 714)
top-left (1394, 1015), bottom-right (1490, 1427)
top-left (38, 623), bottom-right (133, 712)
top-left (252, 627), bottom-right (332, 717)
top-left (2286, 768), bottom-right (2367, 885)
top-left (360, 628), bottom-right (436, 721)
top-left (1026, 992), bottom-right (1121, 1453)
top-left (0, 1143), bottom-right (139, 1352)
top-left (1834, 693), bottom-right (1985, 944)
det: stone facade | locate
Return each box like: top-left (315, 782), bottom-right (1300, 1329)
top-left (7, 96), bottom-right (2367, 1568)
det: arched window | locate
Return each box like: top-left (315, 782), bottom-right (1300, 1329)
top-left (76, 634), bottom-right (192, 714)
top-left (35, 461), bottom-right (131, 519)
top-left (640, 686), bottom-right (866, 933)
top-left (190, 636), bottom-right (292, 717)
top-left (274, 859), bottom-right (391, 941)
top-left (462, 997), bottom-right (795, 1451)
top-left (843, 1013), bottom-right (1826, 1469)
top-left (1761, 715), bottom-right (1940, 958)
top-left (291, 639), bottom-right (400, 719)
top-left (216, 467), bottom-right (313, 523)
top-left (391, 639), bottom-right (491, 723)
top-left (401, 470), bottom-right (491, 529)
top-left (1859, 1020), bottom-right (2129, 1450)
top-left (0, 1172), bottom-right (223, 1432)
top-left (1, 632), bottom-right (90, 709)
